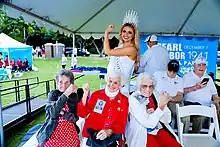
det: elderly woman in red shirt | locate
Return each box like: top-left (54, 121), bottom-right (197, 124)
top-left (78, 71), bottom-right (129, 147)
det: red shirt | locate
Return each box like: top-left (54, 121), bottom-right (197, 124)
top-left (77, 89), bottom-right (129, 138)
top-left (4, 58), bottom-right (9, 66)
top-left (10, 60), bottom-right (15, 66)
top-left (0, 61), bottom-right (4, 67)
top-left (17, 60), bottom-right (22, 66)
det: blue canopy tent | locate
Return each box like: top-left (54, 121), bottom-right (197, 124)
top-left (0, 33), bottom-right (33, 68)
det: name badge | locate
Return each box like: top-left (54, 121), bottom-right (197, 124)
top-left (93, 99), bottom-right (106, 114)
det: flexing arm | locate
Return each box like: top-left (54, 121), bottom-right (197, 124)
top-left (104, 24), bottom-right (136, 56)
top-left (104, 25), bottom-right (112, 55)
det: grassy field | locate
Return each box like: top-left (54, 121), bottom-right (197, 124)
top-left (4, 56), bottom-right (108, 147)
top-left (1, 56), bottom-right (108, 107)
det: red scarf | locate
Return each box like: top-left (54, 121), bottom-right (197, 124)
top-left (147, 94), bottom-right (157, 110)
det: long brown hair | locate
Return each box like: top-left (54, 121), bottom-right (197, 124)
top-left (119, 23), bottom-right (140, 71)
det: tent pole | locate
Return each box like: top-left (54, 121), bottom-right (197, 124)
top-left (56, 41), bottom-right (58, 57)
top-left (23, 28), bottom-right (26, 44)
top-left (72, 33), bottom-right (75, 54)
top-left (74, 0), bottom-right (115, 32)
top-left (0, 86), bottom-right (4, 147)
top-left (71, 33), bottom-right (75, 68)
top-left (7, 49), bottom-right (10, 67)
top-left (177, 0), bottom-right (201, 34)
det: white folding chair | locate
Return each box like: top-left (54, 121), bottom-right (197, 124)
top-left (176, 104), bottom-right (220, 146)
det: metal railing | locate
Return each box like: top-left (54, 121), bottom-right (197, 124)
top-left (0, 77), bottom-right (39, 103)
top-left (0, 77), bottom-right (39, 109)
top-left (2, 79), bottom-right (56, 131)
top-left (22, 79), bottom-right (56, 118)
top-left (0, 77), bottom-right (55, 147)
top-left (0, 74), bottom-right (86, 146)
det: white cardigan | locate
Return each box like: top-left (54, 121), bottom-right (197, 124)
top-left (125, 91), bottom-right (179, 147)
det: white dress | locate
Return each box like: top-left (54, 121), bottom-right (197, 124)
top-left (107, 44), bottom-right (135, 96)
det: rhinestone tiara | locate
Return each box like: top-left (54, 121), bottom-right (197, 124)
top-left (123, 10), bottom-right (139, 27)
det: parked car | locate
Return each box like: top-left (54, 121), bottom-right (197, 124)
top-left (64, 47), bottom-right (90, 57)
top-left (64, 47), bottom-right (74, 57)
top-left (78, 48), bottom-right (90, 57)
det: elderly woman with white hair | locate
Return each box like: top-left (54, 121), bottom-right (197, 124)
top-left (125, 72), bottom-right (181, 147)
top-left (77, 71), bottom-right (129, 147)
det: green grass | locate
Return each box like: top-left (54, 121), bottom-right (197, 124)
top-left (1, 56), bottom-right (108, 107)
top-left (5, 112), bottom-right (46, 147)
top-left (4, 56), bottom-right (108, 147)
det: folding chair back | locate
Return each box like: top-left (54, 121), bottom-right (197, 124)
top-left (176, 104), bottom-right (220, 144)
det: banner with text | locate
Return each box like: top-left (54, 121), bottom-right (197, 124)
top-left (140, 35), bottom-right (219, 76)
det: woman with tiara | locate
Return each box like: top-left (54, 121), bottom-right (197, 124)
top-left (104, 10), bottom-right (140, 96)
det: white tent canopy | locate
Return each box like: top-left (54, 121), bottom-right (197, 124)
top-left (0, 33), bottom-right (33, 68)
top-left (0, 33), bottom-right (31, 48)
top-left (1, 0), bottom-right (220, 39)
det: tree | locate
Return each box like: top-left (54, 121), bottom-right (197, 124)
top-left (0, 8), bottom-right (9, 32)
top-left (27, 21), bottom-right (41, 36)
top-left (0, 9), bottom-right (81, 49)
top-left (0, 9), bottom-right (27, 42)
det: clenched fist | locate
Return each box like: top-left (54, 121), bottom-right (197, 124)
top-left (105, 24), bottom-right (115, 34)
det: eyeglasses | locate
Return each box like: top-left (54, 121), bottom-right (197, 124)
top-left (140, 84), bottom-right (154, 89)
